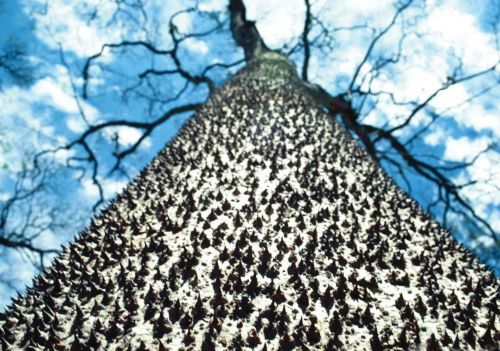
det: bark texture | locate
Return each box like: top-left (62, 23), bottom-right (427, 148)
top-left (0, 53), bottom-right (498, 351)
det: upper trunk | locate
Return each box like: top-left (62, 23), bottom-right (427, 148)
top-left (0, 50), bottom-right (498, 351)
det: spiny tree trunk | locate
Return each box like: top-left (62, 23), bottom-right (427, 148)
top-left (0, 51), bottom-right (498, 351)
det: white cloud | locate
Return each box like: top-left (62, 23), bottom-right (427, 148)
top-left (102, 126), bottom-right (145, 147)
top-left (184, 38), bottom-right (209, 54)
top-left (80, 178), bottom-right (100, 200)
top-left (103, 179), bottom-right (128, 196)
top-left (0, 59), bottom-right (101, 169)
top-left (0, 250), bottom-right (38, 309)
top-left (0, 86), bottom-right (57, 168)
top-left (199, 0), bottom-right (226, 12)
top-left (33, 229), bottom-right (61, 251)
top-left (431, 84), bottom-right (469, 111)
top-left (66, 116), bottom-right (87, 133)
top-left (79, 177), bottom-right (127, 201)
top-left (32, 78), bottom-right (79, 114)
top-left (400, 67), bottom-right (442, 100)
top-left (117, 127), bottom-right (142, 146)
top-left (423, 127), bottom-right (445, 146)
top-left (54, 148), bottom-right (76, 164)
top-left (421, 5), bottom-right (498, 70)
top-left (444, 136), bottom-right (489, 162)
top-left (149, 0), bottom-right (195, 44)
top-left (24, 0), bottom-right (123, 58)
top-left (437, 134), bottom-right (500, 235)
top-left (453, 104), bottom-right (500, 137)
top-left (245, 0), bottom-right (305, 48)
top-left (314, 0), bottom-right (395, 30)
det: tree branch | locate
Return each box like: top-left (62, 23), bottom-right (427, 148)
top-left (301, 0), bottom-right (312, 81)
top-left (385, 61), bottom-right (499, 136)
top-left (348, 0), bottom-right (413, 94)
top-left (229, 0), bottom-right (270, 60)
top-left (364, 124), bottom-right (498, 241)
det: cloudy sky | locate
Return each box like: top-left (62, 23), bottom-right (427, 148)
top-left (0, 0), bottom-right (498, 308)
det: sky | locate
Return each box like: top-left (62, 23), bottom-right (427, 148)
top-left (0, 0), bottom-right (499, 308)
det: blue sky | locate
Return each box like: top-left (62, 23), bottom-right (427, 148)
top-left (0, 0), bottom-right (499, 308)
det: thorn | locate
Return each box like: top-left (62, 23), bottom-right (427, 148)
top-left (201, 331), bottom-right (216, 351)
top-left (124, 314), bottom-right (135, 332)
top-left (247, 271), bottom-right (260, 297)
top-left (414, 295), bottom-right (427, 317)
top-left (306, 321), bottom-right (321, 345)
top-left (329, 311), bottom-right (343, 335)
top-left (159, 340), bottom-right (168, 351)
top-left (278, 333), bottom-right (295, 350)
top-left (325, 335), bottom-right (343, 350)
top-left (137, 341), bottom-right (149, 351)
top-left (179, 312), bottom-right (192, 330)
top-left (144, 286), bottom-right (158, 305)
top-left (395, 293), bottom-right (406, 310)
top-left (478, 326), bottom-right (495, 348)
top-left (401, 304), bottom-right (416, 322)
top-left (370, 327), bottom-right (383, 351)
top-left (272, 287), bottom-right (286, 305)
top-left (192, 294), bottom-right (206, 324)
top-left (87, 331), bottom-right (100, 349)
top-left (396, 326), bottom-right (408, 349)
top-left (0, 338), bottom-right (13, 350)
top-left (440, 331), bottom-right (452, 347)
top-left (321, 287), bottom-right (334, 313)
top-left (144, 304), bottom-right (158, 321)
top-left (445, 311), bottom-right (456, 332)
top-left (253, 217), bottom-right (263, 230)
top-left (153, 311), bottom-right (172, 339)
top-left (464, 327), bottom-right (476, 348)
top-left (334, 275), bottom-right (347, 300)
top-left (426, 333), bottom-right (441, 351)
top-left (106, 323), bottom-right (123, 341)
top-left (183, 330), bottom-right (195, 346)
top-left (362, 305), bottom-right (375, 325)
top-left (169, 300), bottom-right (183, 323)
top-left (233, 297), bottom-right (253, 319)
top-left (263, 323), bottom-right (277, 340)
top-left (297, 289), bottom-right (309, 312)
top-left (69, 336), bottom-right (84, 351)
top-left (246, 329), bottom-right (261, 348)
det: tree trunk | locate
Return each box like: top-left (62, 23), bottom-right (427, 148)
top-left (0, 52), bottom-right (498, 350)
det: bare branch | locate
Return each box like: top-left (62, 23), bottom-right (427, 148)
top-left (385, 61), bottom-right (499, 136)
top-left (301, 0), bottom-right (312, 81)
top-left (0, 168), bottom-right (60, 270)
top-left (348, 0), bottom-right (413, 94)
top-left (364, 124), bottom-right (498, 241)
top-left (82, 40), bottom-right (173, 98)
top-left (0, 38), bottom-right (34, 89)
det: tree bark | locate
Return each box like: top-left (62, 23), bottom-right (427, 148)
top-left (0, 50), bottom-right (498, 351)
